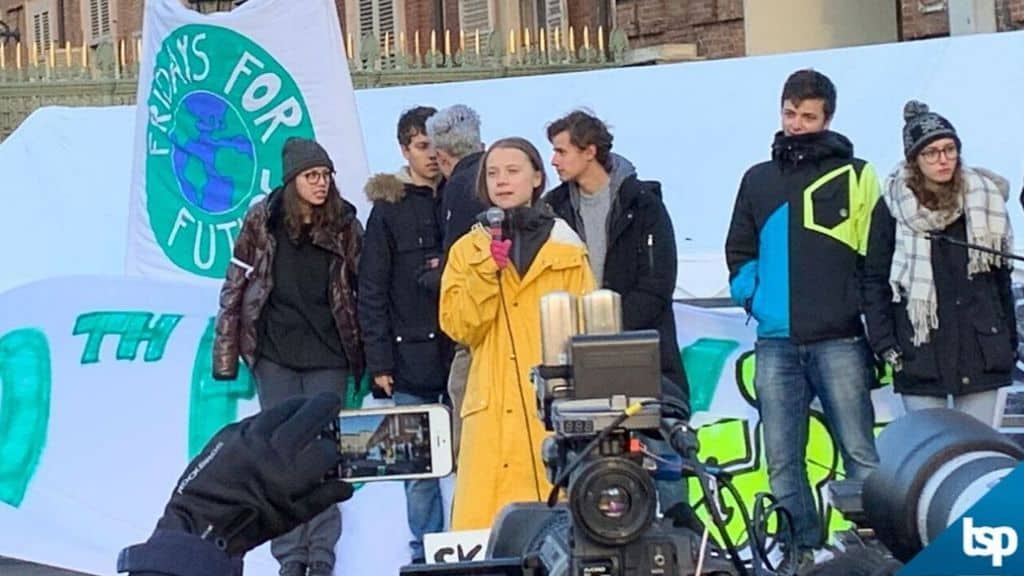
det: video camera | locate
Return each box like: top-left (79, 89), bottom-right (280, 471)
top-left (523, 289), bottom-right (736, 575)
top-left (403, 290), bottom-right (763, 576)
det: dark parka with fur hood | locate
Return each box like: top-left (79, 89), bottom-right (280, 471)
top-left (358, 170), bottom-right (452, 395)
top-left (212, 188), bottom-right (365, 381)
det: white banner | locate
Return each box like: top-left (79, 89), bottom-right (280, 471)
top-left (125, 0), bottom-right (368, 282)
top-left (0, 276), bottom-right (908, 574)
top-left (0, 276), bottom-right (431, 575)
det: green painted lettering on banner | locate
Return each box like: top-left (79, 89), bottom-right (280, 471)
top-left (73, 312), bottom-right (183, 364)
top-left (682, 338), bottom-right (740, 412)
top-left (188, 318), bottom-right (256, 459)
top-left (0, 329), bottom-right (51, 507)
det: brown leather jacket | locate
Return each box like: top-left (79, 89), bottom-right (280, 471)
top-left (212, 189), bottom-right (364, 381)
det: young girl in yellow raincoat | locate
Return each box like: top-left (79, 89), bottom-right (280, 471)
top-left (440, 137), bottom-right (595, 530)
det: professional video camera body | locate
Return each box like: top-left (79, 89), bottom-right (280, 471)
top-left (404, 289), bottom-right (765, 576)
top-left (521, 289), bottom-right (737, 576)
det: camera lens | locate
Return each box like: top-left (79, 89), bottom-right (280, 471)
top-left (571, 457), bottom-right (656, 546)
top-left (597, 486), bottom-right (631, 519)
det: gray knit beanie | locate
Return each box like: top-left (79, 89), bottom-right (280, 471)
top-left (281, 137), bottom-right (335, 184)
top-left (902, 100), bottom-right (960, 160)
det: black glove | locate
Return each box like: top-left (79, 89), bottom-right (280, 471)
top-left (155, 392), bottom-right (353, 555)
top-left (417, 255), bottom-right (444, 293)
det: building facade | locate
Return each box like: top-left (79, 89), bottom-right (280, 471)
top-left (333, 0), bottom-right (1024, 60)
top-left (1, 1), bottom-right (1022, 70)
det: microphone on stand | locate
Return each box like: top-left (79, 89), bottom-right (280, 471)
top-left (925, 233), bottom-right (1024, 263)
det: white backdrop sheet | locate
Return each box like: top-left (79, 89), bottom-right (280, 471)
top-left (5, 30), bottom-right (1024, 297)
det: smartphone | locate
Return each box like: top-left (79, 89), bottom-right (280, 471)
top-left (334, 404), bottom-right (453, 482)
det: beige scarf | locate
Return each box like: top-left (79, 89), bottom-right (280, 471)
top-left (882, 163), bottom-right (1013, 346)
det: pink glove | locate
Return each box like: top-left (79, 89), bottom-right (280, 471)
top-left (490, 238), bottom-right (512, 270)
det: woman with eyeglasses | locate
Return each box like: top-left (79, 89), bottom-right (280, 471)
top-left (212, 137), bottom-right (363, 576)
top-left (863, 100), bottom-right (1016, 427)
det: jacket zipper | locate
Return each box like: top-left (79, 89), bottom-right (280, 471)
top-left (646, 234), bottom-right (655, 271)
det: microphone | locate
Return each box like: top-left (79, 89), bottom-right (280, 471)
top-left (486, 207), bottom-right (505, 241)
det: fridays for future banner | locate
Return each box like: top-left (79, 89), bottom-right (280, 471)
top-left (125, 0), bottom-right (369, 282)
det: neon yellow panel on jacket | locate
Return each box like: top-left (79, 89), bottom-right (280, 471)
top-left (440, 219), bottom-right (596, 531)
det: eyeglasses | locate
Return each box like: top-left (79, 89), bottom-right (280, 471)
top-left (303, 170), bottom-right (332, 184)
top-left (919, 144), bottom-right (958, 165)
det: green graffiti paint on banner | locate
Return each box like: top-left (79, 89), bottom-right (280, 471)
top-left (0, 329), bottom-right (51, 507)
top-left (187, 318), bottom-right (373, 459)
top-left (188, 318), bottom-right (256, 459)
top-left (73, 312), bottom-right (182, 363)
top-left (682, 338), bottom-right (740, 412)
top-left (686, 414), bottom-right (850, 547)
top-left (346, 373), bottom-right (371, 410)
top-left (674, 345), bottom-right (891, 548)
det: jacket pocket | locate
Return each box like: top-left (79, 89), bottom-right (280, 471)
top-left (396, 223), bottom-right (440, 257)
top-left (393, 327), bottom-right (446, 390)
top-left (894, 309), bottom-right (938, 379)
top-left (809, 179), bottom-right (850, 230)
top-left (975, 315), bottom-right (1015, 373)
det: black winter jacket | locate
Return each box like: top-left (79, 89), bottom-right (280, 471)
top-left (863, 201), bottom-right (1017, 397)
top-left (358, 170), bottom-right (452, 395)
top-left (441, 151), bottom-right (486, 253)
top-left (544, 158), bottom-right (689, 413)
top-left (118, 530), bottom-right (242, 576)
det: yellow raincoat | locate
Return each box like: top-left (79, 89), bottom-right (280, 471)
top-left (440, 219), bottom-right (595, 530)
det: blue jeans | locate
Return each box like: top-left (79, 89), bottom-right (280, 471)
top-left (754, 337), bottom-right (879, 550)
top-left (392, 391), bottom-right (446, 562)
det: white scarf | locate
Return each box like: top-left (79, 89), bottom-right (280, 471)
top-left (883, 163), bottom-right (1012, 346)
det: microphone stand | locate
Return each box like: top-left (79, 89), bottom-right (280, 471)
top-left (927, 233), bottom-right (1024, 263)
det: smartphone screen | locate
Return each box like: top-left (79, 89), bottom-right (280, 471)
top-left (338, 407), bottom-right (447, 481)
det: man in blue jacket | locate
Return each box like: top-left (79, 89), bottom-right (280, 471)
top-left (725, 69), bottom-right (880, 571)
